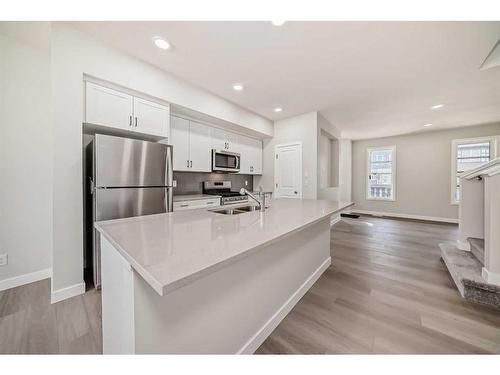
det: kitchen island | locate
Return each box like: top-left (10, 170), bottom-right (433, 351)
top-left (95, 198), bottom-right (352, 354)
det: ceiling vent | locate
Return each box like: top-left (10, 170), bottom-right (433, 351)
top-left (480, 38), bottom-right (500, 71)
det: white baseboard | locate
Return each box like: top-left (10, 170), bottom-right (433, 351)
top-left (0, 268), bottom-right (52, 292)
top-left (350, 210), bottom-right (458, 224)
top-left (51, 282), bottom-right (86, 304)
top-left (238, 257), bottom-right (331, 354)
top-left (482, 268), bottom-right (500, 287)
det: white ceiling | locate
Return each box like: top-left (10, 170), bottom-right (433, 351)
top-left (70, 21), bottom-right (500, 139)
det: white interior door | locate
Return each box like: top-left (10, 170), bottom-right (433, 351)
top-left (133, 97), bottom-right (170, 138)
top-left (171, 116), bottom-right (190, 171)
top-left (275, 143), bottom-right (302, 198)
top-left (189, 120), bottom-right (212, 172)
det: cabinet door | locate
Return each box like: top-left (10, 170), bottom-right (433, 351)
top-left (85, 82), bottom-right (133, 130)
top-left (189, 121), bottom-right (212, 172)
top-left (237, 136), bottom-right (252, 174)
top-left (210, 127), bottom-right (228, 150)
top-left (226, 131), bottom-right (240, 152)
top-left (133, 97), bottom-right (170, 139)
top-left (171, 116), bottom-right (190, 171)
top-left (249, 137), bottom-right (263, 175)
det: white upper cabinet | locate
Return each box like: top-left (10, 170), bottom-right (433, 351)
top-left (85, 81), bottom-right (170, 139)
top-left (249, 137), bottom-right (263, 175)
top-left (171, 116), bottom-right (191, 171)
top-left (171, 116), bottom-right (211, 172)
top-left (188, 121), bottom-right (212, 172)
top-left (85, 82), bottom-right (133, 130)
top-left (211, 127), bottom-right (239, 152)
top-left (132, 97), bottom-right (170, 139)
top-left (238, 136), bottom-right (263, 175)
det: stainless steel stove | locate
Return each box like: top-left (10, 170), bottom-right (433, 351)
top-left (203, 181), bottom-right (248, 206)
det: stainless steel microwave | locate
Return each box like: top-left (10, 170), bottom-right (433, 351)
top-left (212, 149), bottom-right (240, 172)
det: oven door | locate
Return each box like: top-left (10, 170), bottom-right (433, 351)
top-left (212, 149), bottom-right (241, 172)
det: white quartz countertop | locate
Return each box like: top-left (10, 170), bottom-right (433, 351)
top-left (173, 194), bottom-right (221, 202)
top-left (95, 199), bottom-right (353, 296)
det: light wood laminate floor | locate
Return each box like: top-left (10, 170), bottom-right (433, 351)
top-left (256, 216), bottom-right (500, 354)
top-left (1, 216), bottom-right (499, 354)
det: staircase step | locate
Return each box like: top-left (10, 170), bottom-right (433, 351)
top-left (468, 238), bottom-right (485, 265)
top-left (440, 242), bottom-right (500, 309)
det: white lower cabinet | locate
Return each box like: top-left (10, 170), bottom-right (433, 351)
top-left (171, 116), bottom-right (212, 172)
top-left (173, 198), bottom-right (220, 211)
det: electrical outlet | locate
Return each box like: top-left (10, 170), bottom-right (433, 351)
top-left (245, 180), bottom-right (248, 186)
top-left (0, 253), bottom-right (7, 266)
top-left (172, 180), bottom-right (177, 188)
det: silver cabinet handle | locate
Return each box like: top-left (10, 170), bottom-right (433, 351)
top-left (180, 204), bottom-right (188, 207)
top-left (129, 115), bottom-right (132, 127)
top-left (190, 160), bottom-right (193, 168)
top-left (135, 117), bottom-right (138, 127)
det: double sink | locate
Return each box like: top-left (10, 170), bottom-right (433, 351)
top-left (211, 205), bottom-right (261, 215)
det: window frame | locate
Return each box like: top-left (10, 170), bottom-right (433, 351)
top-left (450, 136), bottom-right (497, 205)
top-left (366, 145), bottom-right (396, 202)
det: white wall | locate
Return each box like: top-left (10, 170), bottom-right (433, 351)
top-left (49, 24), bottom-right (273, 298)
top-left (0, 25), bottom-right (52, 287)
top-left (255, 112), bottom-right (318, 199)
top-left (316, 114), bottom-right (349, 202)
top-left (339, 139), bottom-right (352, 202)
top-left (351, 123), bottom-right (500, 221)
top-left (256, 111), bottom-right (352, 203)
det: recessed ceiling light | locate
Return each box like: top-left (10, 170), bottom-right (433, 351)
top-left (423, 123), bottom-right (433, 127)
top-left (153, 37), bottom-right (171, 50)
top-left (271, 20), bottom-right (286, 26)
top-left (431, 104), bottom-right (444, 110)
top-left (274, 107), bottom-right (283, 113)
top-left (232, 84), bottom-right (244, 91)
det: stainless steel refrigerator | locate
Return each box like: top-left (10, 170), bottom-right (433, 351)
top-left (85, 134), bottom-right (173, 288)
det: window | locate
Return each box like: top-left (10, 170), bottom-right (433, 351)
top-left (451, 137), bottom-right (496, 204)
top-left (366, 146), bottom-right (396, 201)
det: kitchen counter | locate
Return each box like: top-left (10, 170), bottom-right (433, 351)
top-left (96, 198), bottom-right (352, 354)
top-left (95, 199), bottom-right (352, 296)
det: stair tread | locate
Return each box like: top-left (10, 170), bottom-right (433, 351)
top-left (440, 242), bottom-right (500, 308)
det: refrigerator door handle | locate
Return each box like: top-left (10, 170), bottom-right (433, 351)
top-left (165, 187), bottom-right (173, 212)
top-left (165, 146), bottom-right (173, 187)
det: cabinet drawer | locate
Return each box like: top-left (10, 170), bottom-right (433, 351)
top-left (173, 198), bottom-right (220, 211)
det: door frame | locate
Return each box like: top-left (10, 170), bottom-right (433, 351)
top-left (274, 142), bottom-right (303, 199)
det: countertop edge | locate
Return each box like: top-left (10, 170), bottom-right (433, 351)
top-left (95, 201), bottom-right (353, 297)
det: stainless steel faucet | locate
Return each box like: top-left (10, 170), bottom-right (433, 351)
top-left (240, 187), bottom-right (266, 212)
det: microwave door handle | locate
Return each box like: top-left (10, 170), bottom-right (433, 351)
top-left (236, 155), bottom-right (240, 170)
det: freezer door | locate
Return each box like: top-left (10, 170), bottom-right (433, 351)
top-left (95, 134), bottom-right (172, 187)
top-left (95, 187), bottom-right (171, 220)
top-left (93, 187), bottom-right (172, 287)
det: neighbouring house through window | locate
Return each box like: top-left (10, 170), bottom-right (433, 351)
top-left (366, 146), bottom-right (396, 201)
top-left (451, 137), bottom-right (496, 204)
